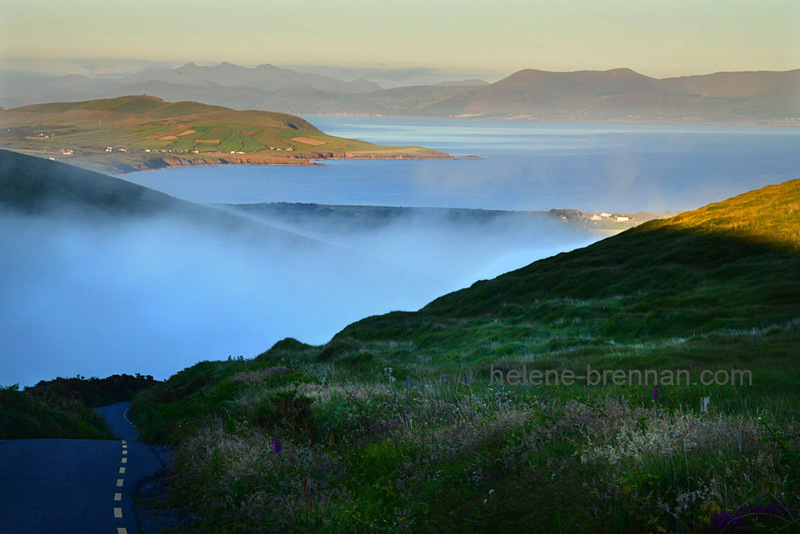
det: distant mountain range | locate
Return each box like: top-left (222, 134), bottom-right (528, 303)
top-left (0, 62), bottom-right (382, 111)
top-left (1, 63), bottom-right (797, 125)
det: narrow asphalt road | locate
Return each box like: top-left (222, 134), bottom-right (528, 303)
top-left (0, 401), bottom-right (161, 534)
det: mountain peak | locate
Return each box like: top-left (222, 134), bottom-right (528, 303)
top-left (606, 67), bottom-right (638, 76)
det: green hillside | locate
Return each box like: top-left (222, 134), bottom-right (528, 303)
top-left (0, 95), bottom-right (449, 173)
top-left (131, 178), bottom-right (800, 532)
top-left (323, 179), bottom-right (800, 382)
top-left (417, 178), bottom-right (800, 332)
top-left (0, 148), bottom-right (319, 248)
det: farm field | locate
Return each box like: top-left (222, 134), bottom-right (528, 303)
top-left (0, 95), bottom-right (450, 173)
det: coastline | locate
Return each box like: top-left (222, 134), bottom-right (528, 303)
top-left (4, 147), bottom-right (456, 175)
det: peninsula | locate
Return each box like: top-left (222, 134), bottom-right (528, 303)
top-left (0, 95), bottom-right (451, 173)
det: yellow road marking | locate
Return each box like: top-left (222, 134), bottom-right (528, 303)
top-left (116, 436), bottom-right (130, 533)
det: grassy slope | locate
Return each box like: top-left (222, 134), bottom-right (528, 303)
top-left (419, 178), bottom-right (800, 330)
top-left (0, 95), bottom-right (449, 172)
top-left (132, 178), bottom-right (800, 532)
top-left (0, 149), bottom-right (325, 250)
top-left (331, 179), bottom-right (800, 386)
top-left (0, 146), bottom-right (181, 215)
top-left (0, 385), bottom-right (112, 440)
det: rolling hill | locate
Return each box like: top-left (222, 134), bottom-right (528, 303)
top-left (0, 148), bottom-right (317, 245)
top-left (307, 67), bottom-right (798, 123)
top-left (0, 62), bottom-right (381, 110)
top-left (333, 177), bottom-right (800, 355)
top-left (254, 67), bottom-right (800, 124)
top-left (121, 62), bottom-right (381, 94)
top-left (129, 176), bottom-right (800, 532)
top-left (0, 95), bottom-right (450, 173)
top-left (437, 68), bottom-right (800, 123)
top-left (2, 63), bottom-right (797, 125)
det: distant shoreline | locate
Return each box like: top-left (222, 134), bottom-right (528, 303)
top-left (5, 147), bottom-right (456, 175)
top-left (224, 201), bottom-right (671, 237)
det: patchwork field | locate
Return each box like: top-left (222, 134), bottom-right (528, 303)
top-left (0, 95), bottom-right (450, 173)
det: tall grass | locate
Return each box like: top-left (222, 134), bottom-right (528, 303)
top-left (132, 179), bottom-right (800, 531)
top-left (134, 357), bottom-right (799, 533)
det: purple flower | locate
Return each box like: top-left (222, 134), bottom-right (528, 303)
top-left (272, 436), bottom-right (283, 454)
top-left (708, 500), bottom-right (791, 532)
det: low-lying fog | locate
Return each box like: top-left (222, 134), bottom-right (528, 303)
top-left (0, 203), bottom-right (597, 386)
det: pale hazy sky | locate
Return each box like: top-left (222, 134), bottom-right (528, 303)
top-left (1, 0), bottom-right (798, 80)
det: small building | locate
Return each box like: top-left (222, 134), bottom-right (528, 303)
top-left (616, 216), bottom-right (630, 222)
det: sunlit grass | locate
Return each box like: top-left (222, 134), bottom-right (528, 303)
top-left (129, 179), bottom-right (800, 532)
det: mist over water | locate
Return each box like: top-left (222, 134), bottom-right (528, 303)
top-left (0, 209), bottom-right (420, 385)
top-left (0, 202), bottom-right (594, 386)
top-left (227, 205), bottom-right (595, 288)
top-left (3, 118), bottom-right (797, 385)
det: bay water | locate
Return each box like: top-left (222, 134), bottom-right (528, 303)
top-left (124, 118), bottom-right (800, 213)
top-left (3, 119), bottom-right (797, 384)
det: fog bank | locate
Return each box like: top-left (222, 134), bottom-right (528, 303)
top-left (0, 203), bottom-right (596, 386)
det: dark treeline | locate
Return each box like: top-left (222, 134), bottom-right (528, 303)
top-left (30, 373), bottom-right (159, 408)
top-left (0, 373), bottom-right (159, 440)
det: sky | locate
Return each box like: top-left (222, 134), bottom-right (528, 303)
top-left (1, 0), bottom-right (798, 82)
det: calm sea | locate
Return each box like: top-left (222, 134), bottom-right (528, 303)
top-left (123, 117), bottom-right (800, 213)
top-left (5, 118), bottom-right (798, 385)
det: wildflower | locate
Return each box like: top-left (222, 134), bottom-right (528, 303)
top-left (272, 436), bottom-right (283, 454)
top-left (652, 385), bottom-right (660, 400)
